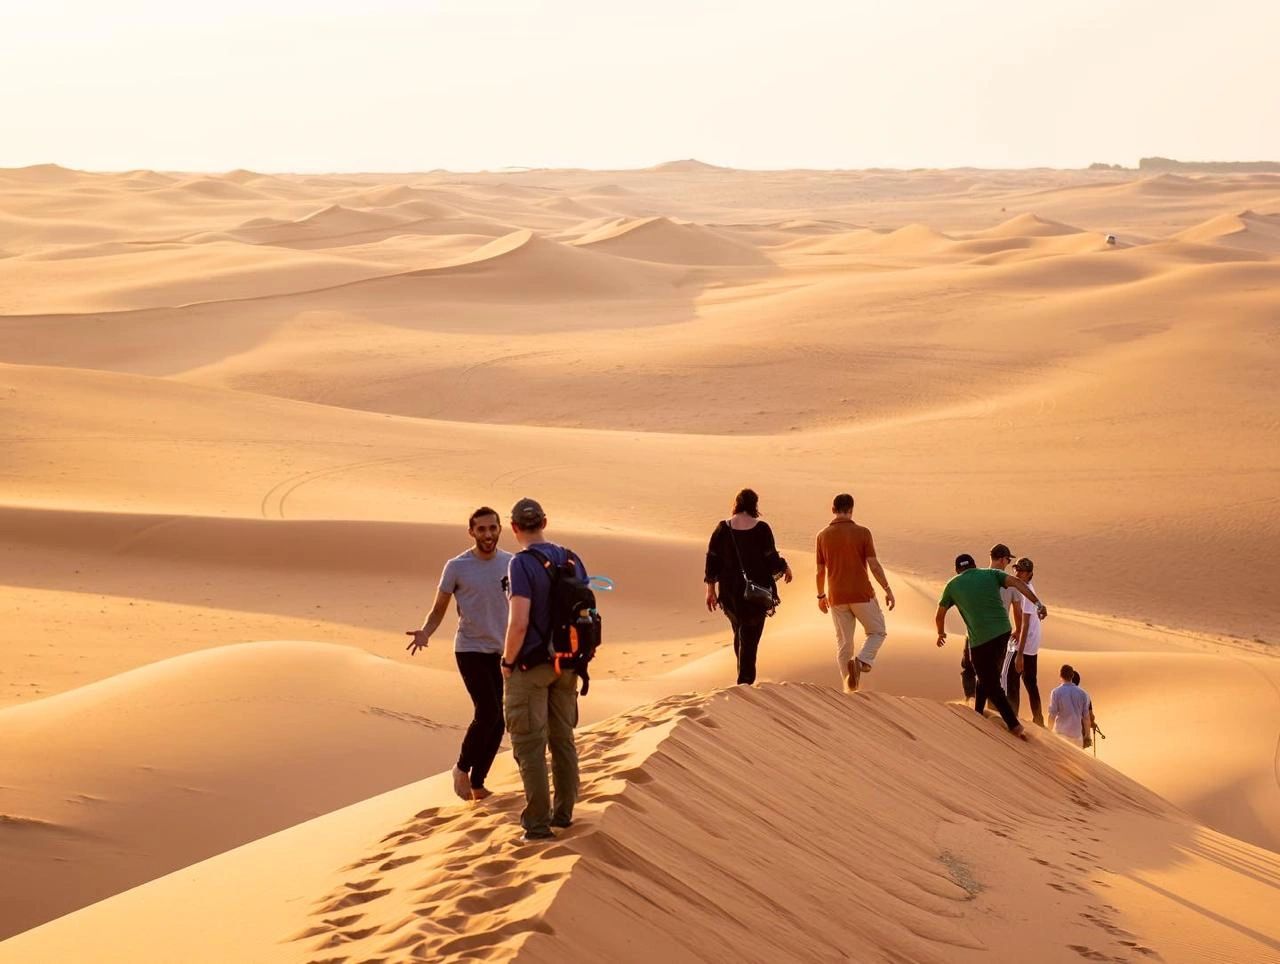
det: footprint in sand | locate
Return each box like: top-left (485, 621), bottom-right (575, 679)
top-left (378, 854), bottom-right (421, 871)
top-left (1068, 946), bottom-right (1118, 962)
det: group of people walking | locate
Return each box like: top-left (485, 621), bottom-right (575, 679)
top-left (408, 490), bottom-right (1099, 842)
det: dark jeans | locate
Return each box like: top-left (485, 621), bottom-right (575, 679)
top-left (1004, 651), bottom-right (1043, 725)
top-left (456, 652), bottom-right (505, 790)
top-left (960, 641), bottom-right (977, 700)
top-left (969, 633), bottom-right (1021, 731)
top-left (726, 608), bottom-right (766, 685)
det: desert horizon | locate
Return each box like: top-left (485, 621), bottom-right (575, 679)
top-left (2, 149), bottom-right (1278, 963)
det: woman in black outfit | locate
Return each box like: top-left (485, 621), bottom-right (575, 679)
top-left (704, 488), bottom-right (793, 684)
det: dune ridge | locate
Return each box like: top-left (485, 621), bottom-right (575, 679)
top-left (4, 684), bottom-right (1277, 963)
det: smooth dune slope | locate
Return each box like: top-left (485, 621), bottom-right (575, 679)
top-left (3, 684), bottom-right (1277, 964)
top-left (0, 641), bottom-right (472, 939)
top-left (2, 162), bottom-right (1279, 954)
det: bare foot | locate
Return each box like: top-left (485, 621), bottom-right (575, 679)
top-left (1011, 724), bottom-right (1029, 741)
top-left (470, 786), bottom-right (493, 801)
top-left (452, 766), bottom-right (471, 801)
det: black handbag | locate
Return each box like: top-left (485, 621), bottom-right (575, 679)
top-left (725, 521), bottom-right (778, 613)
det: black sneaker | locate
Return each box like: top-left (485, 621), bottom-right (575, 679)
top-left (521, 828), bottom-right (555, 842)
top-left (551, 817), bottom-right (573, 829)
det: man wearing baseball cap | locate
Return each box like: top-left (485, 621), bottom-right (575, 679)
top-left (982, 543), bottom-right (1024, 717)
top-left (935, 552), bottom-right (1047, 738)
top-left (1003, 557), bottom-right (1045, 726)
top-left (501, 497), bottom-right (589, 841)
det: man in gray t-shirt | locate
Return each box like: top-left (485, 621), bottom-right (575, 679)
top-left (406, 507), bottom-right (512, 801)
top-left (439, 549), bottom-right (513, 654)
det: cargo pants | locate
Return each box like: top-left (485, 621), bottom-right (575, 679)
top-left (503, 663), bottom-right (579, 834)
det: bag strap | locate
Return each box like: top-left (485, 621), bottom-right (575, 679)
top-left (724, 520), bottom-right (750, 581)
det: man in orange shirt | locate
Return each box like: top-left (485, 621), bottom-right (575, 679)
top-left (816, 493), bottom-right (896, 691)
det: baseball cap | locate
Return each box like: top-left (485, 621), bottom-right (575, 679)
top-left (1014, 557), bottom-right (1034, 573)
top-left (989, 543), bottom-right (1014, 560)
top-left (955, 553), bottom-right (977, 572)
top-left (510, 497), bottom-right (546, 528)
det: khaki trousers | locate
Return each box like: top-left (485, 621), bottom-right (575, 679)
top-left (503, 663), bottom-right (579, 834)
top-left (830, 599), bottom-right (887, 672)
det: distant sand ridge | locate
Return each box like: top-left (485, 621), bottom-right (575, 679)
top-left (0, 162), bottom-right (1277, 949)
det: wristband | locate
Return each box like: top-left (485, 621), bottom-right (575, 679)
top-left (817, 593), bottom-right (827, 599)
top-left (501, 660), bottom-right (517, 670)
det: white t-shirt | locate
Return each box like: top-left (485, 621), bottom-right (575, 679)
top-left (1018, 580), bottom-right (1042, 655)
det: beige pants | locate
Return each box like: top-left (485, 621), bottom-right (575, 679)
top-left (831, 600), bottom-right (887, 672)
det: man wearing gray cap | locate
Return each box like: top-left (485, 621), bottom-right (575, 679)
top-left (501, 497), bottom-right (589, 841)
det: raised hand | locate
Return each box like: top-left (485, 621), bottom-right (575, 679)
top-left (405, 629), bottom-right (431, 655)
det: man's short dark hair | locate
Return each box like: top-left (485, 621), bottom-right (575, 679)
top-left (1060, 663), bottom-right (1075, 681)
top-left (468, 506), bottom-right (500, 529)
top-left (733, 488), bottom-right (760, 518)
top-left (832, 493), bottom-right (854, 514)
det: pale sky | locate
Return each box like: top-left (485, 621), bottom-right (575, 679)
top-left (4, 0), bottom-right (1278, 172)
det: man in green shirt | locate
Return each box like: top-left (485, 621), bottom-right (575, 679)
top-left (935, 553), bottom-right (1046, 738)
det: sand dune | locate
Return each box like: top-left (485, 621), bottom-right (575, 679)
top-left (973, 212), bottom-right (1084, 238)
top-left (0, 641), bottom-right (471, 939)
top-left (1174, 209), bottom-right (1280, 252)
top-left (0, 241), bottom-right (405, 313)
top-left (4, 684), bottom-right (1277, 963)
top-left (573, 215), bottom-right (770, 265)
top-left (1, 162), bottom-right (1278, 954)
top-left (162, 176), bottom-right (268, 201)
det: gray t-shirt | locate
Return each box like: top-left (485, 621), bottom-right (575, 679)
top-left (439, 549), bottom-right (513, 654)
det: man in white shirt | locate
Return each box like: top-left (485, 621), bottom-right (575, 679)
top-left (1003, 557), bottom-right (1045, 726)
top-left (1048, 663), bottom-right (1091, 748)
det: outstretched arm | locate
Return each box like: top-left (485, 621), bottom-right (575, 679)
top-left (406, 589), bottom-right (452, 654)
top-left (1004, 575), bottom-right (1046, 617)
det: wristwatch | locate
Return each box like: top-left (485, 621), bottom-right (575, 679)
top-left (817, 593), bottom-right (827, 600)
top-left (501, 660), bottom-right (517, 670)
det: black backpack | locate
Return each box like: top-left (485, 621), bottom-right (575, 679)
top-left (521, 546), bottom-right (603, 695)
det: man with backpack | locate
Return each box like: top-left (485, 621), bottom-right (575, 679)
top-left (501, 497), bottom-right (598, 841)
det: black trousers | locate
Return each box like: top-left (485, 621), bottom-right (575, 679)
top-left (1004, 651), bottom-right (1043, 725)
top-left (960, 642), bottom-right (977, 700)
top-left (456, 652), bottom-right (505, 789)
top-left (969, 633), bottom-right (1021, 731)
top-left (725, 608), bottom-right (766, 685)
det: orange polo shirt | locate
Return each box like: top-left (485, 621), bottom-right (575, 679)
top-left (816, 519), bottom-right (877, 604)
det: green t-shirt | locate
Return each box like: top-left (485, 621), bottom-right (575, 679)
top-left (939, 568), bottom-right (1012, 647)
